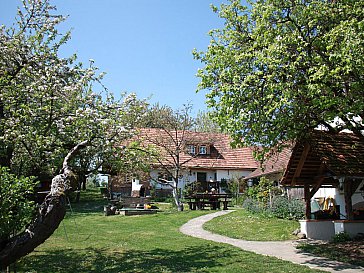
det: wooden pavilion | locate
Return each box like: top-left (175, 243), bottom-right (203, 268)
top-left (281, 131), bottom-right (364, 219)
top-left (280, 131), bottom-right (364, 239)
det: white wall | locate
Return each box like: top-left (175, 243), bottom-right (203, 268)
top-left (149, 170), bottom-right (171, 189)
top-left (313, 180), bottom-right (364, 218)
top-left (149, 169), bottom-right (254, 190)
top-left (216, 170), bottom-right (252, 181)
top-left (131, 178), bottom-right (141, 192)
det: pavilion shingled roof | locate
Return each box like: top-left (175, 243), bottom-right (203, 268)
top-left (310, 132), bottom-right (364, 176)
top-left (281, 131), bottom-right (364, 186)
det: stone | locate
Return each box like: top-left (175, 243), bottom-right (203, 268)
top-left (292, 229), bottom-right (300, 236)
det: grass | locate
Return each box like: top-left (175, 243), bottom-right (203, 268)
top-left (16, 188), bottom-right (321, 272)
top-left (203, 209), bottom-right (300, 241)
top-left (297, 240), bottom-right (364, 268)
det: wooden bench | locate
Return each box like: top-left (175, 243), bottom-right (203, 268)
top-left (105, 197), bottom-right (158, 216)
top-left (119, 209), bottom-right (158, 216)
top-left (118, 197), bottom-right (152, 209)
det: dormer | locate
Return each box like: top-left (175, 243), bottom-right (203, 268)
top-left (186, 143), bottom-right (211, 155)
top-left (187, 144), bottom-right (196, 155)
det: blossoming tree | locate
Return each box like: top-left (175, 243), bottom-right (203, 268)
top-left (0, 0), bottom-right (146, 267)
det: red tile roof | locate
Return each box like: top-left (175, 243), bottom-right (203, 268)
top-left (135, 128), bottom-right (258, 170)
top-left (244, 147), bottom-right (292, 179)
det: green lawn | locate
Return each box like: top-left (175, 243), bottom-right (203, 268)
top-left (203, 209), bottom-right (300, 241)
top-left (16, 189), bottom-right (321, 272)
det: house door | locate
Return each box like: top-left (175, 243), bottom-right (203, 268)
top-left (197, 172), bottom-right (207, 191)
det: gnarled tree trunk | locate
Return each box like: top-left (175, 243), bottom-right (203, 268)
top-left (0, 141), bottom-right (88, 269)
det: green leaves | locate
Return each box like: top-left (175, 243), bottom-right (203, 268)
top-left (0, 167), bottom-right (38, 240)
top-left (195, 0), bottom-right (364, 154)
top-left (0, 0), bottom-right (150, 243)
top-left (0, 0), bottom-right (148, 178)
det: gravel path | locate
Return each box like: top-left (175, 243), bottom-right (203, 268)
top-left (180, 210), bottom-right (364, 273)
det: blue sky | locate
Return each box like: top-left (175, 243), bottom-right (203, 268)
top-left (0, 0), bottom-right (239, 116)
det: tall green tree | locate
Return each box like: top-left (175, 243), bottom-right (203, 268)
top-left (0, 0), bottom-right (146, 267)
top-left (194, 110), bottom-right (222, 133)
top-left (140, 103), bottom-right (176, 129)
top-left (194, 0), bottom-right (364, 158)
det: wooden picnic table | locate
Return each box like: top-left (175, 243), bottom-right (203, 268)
top-left (185, 193), bottom-right (231, 210)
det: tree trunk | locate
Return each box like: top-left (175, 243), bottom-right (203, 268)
top-left (171, 180), bottom-right (183, 211)
top-left (75, 173), bottom-right (87, 203)
top-left (81, 174), bottom-right (87, 191)
top-left (75, 178), bottom-right (82, 203)
top-left (0, 140), bottom-right (88, 269)
top-left (0, 192), bottom-right (67, 269)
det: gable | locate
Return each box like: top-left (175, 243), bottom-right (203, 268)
top-left (136, 128), bottom-right (258, 170)
top-left (281, 131), bottom-right (364, 186)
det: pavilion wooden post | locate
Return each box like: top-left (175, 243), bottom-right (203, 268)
top-left (303, 178), bottom-right (323, 220)
top-left (344, 179), bottom-right (353, 220)
top-left (304, 183), bottom-right (311, 219)
top-left (343, 178), bottom-right (362, 220)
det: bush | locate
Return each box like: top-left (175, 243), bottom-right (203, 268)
top-left (242, 198), bottom-right (263, 214)
top-left (332, 232), bottom-right (351, 243)
top-left (230, 194), bottom-right (244, 206)
top-left (288, 197), bottom-right (305, 220)
top-left (270, 196), bottom-right (305, 220)
top-left (270, 196), bottom-right (291, 218)
top-left (0, 167), bottom-right (38, 240)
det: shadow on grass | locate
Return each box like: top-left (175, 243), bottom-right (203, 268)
top-left (68, 199), bottom-right (108, 214)
top-left (18, 245), bottom-right (237, 273)
top-left (297, 242), bottom-right (364, 269)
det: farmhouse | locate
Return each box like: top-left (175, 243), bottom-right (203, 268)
top-left (109, 128), bottom-right (258, 198)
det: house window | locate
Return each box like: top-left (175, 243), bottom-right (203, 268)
top-left (187, 144), bottom-right (196, 155)
top-left (158, 172), bottom-right (173, 182)
top-left (125, 174), bottom-right (132, 183)
top-left (199, 145), bottom-right (207, 155)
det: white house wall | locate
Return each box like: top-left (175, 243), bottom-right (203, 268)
top-left (205, 171), bottom-right (216, 182)
top-left (150, 170), bottom-right (170, 189)
top-left (216, 170), bottom-right (252, 181)
top-left (313, 180), bottom-right (364, 218)
top-left (131, 178), bottom-right (141, 192)
top-left (150, 169), bottom-right (254, 190)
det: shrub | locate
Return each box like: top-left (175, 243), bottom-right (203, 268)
top-left (332, 232), bottom-right (351, 243)
top-left (230, 194), bottom-right (244, 206)
top-left (270, 196), bottom-right (305, 220)
top-left (242, 198), bottom-right (263, 214)
top-left (270, 196), bottom-right (290, 219)
top-left (288, 197), bottom-right (305, 220)
top-left (0, 167), bottom-right (38, 240)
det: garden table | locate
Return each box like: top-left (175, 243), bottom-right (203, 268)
top-left (185, 193), bottom-right (231, 210)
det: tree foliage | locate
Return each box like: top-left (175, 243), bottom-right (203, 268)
top-left (0, 167), bottom-right (37, 241)
top-left (193, 110), bottom-right (222, 133)
top-left (0, 0), bottom-right (146, 266)
top-left (194, 0), bottom-right (364, 157)
top-left (0, 0), bottom-right (147, 177)
top-left (139, 103), bottom-right (176, 129)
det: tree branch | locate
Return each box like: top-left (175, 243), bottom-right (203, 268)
top-left (0, 140), bottom-right (89, 269)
